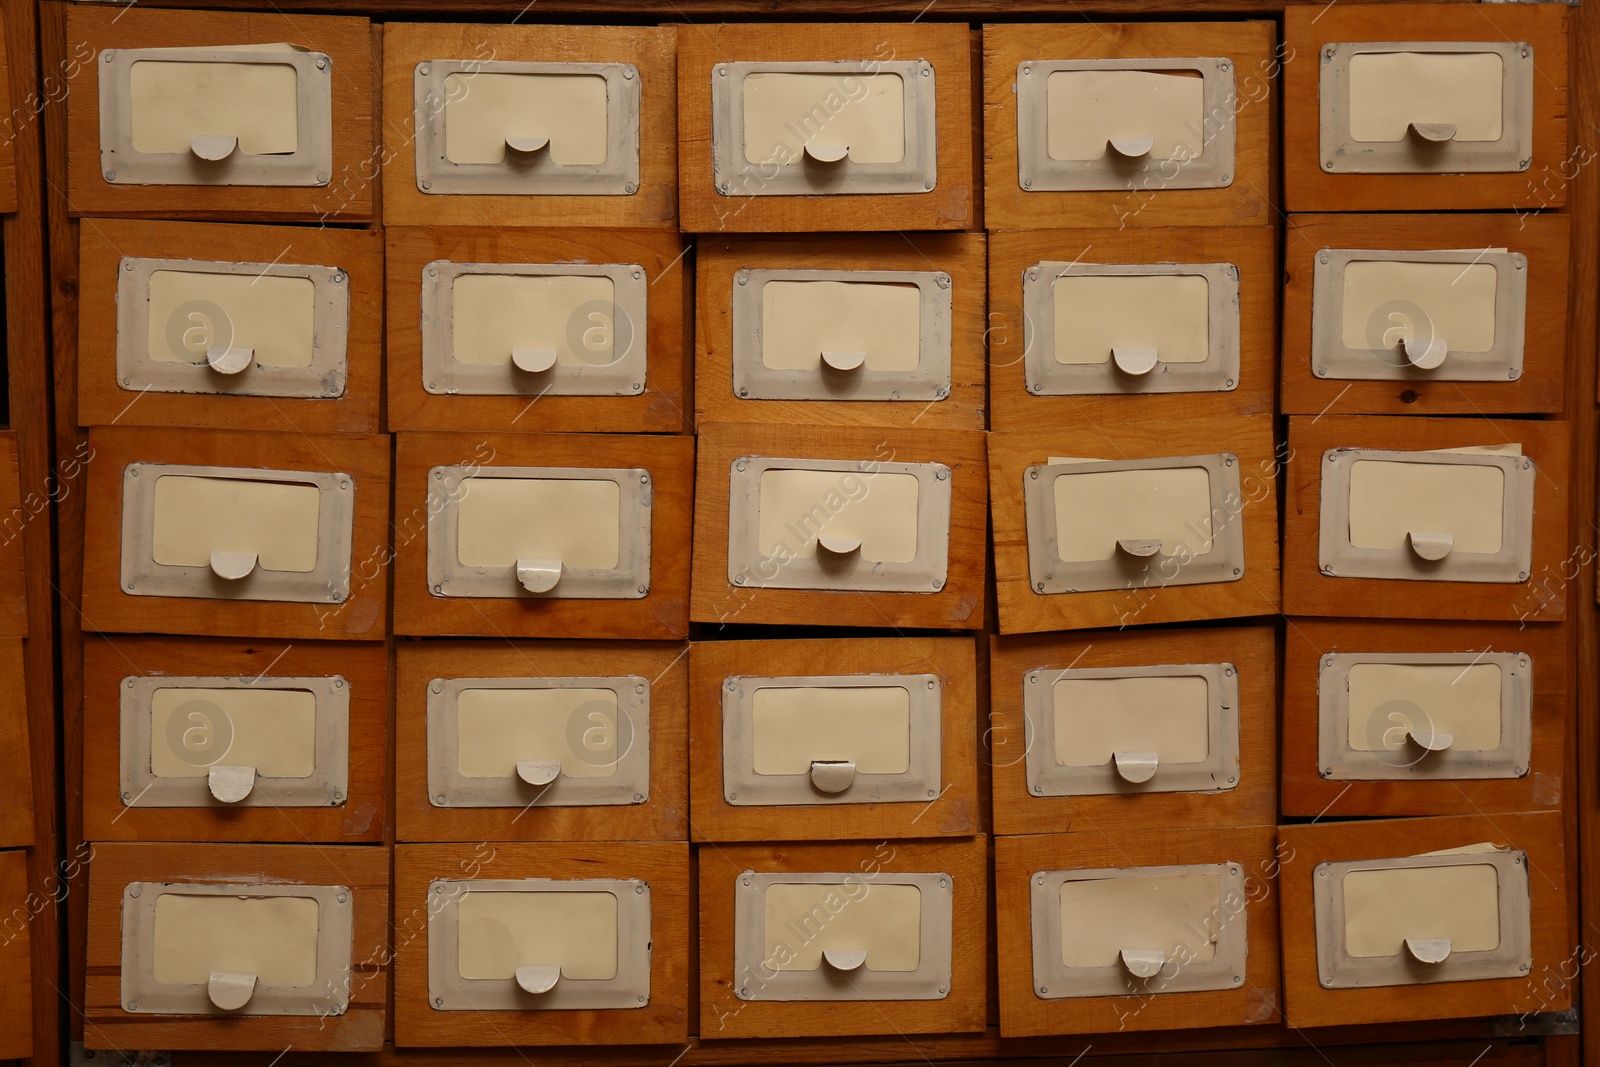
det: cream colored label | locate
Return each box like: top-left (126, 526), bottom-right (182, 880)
top-left (1339, 262), bottom-right (1499, 354)
top-left (451, 274), bottom-right (616, 367)
top-left (742, 72), bottom-right (906, 165)
top-left (442, 72), bottom-right (609, 165)
top-left (751, 686), bottom-right (911, 775)
top-left (455, 688), bottom-right (618, 779)
top-left (457, 890), bottom-right (618, 980)
top-left (1051, 675), bottom-right (1210, 766)
top-left (147, 271), bottom-right (316, 368)
top-left (455, 478), bottom-right (621, 570)
top-left (1045, 69), bottom-right (1205, 162)
top-left (129, 59), bottom-right (300, 155)
top-left (1343, 863), bottom-right (1501, 957)
top-left (1347, 663), bottom-right (1503, 751)
top-left (150, 686), bottom-right (317, 778)
top-left (1051, 274), bottom-right (1210, 366)
top-left (152, 893), bottom-right (320, 985)
top-left (151, 475), bottom-right (321, 572)
top-left (763, 882), bottom-right (921, 971)
top-left (1058, 872), bottom-right (1222, 968)
top-left (758, 469), bottom-right (920, 564)
top-left (1348, 52), bottom-right (1504, 143)
top-left (1053, 466), bottom-right (1213, 563)
top-left (1348, 461), bottom-right (1505, 553)
top-left (760, 281), bottom-right (921, 372)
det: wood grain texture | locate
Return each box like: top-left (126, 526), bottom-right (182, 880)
top-left (989, 416), bottom-right (1282, 634)
top-left (49, 0), bottom-right (1481, 12)
top-left (77, 219), bottom-right (383, 433)
top-left (395, 640), bottom-right (689, 842)
top-left (381, 23), bottom-right (678, 229)
top-left (694, 232), bottom-right (987, 430)
top-left (0, 432), bottom-right (29, 637)
top-left (989, 625), bottom-right (1276, 836)
top-left (393, 841), bottom-right (691, 1047)
top-left (687, 636), bottom-right (980, 841)
top-left (85, 842), bottom-right (389, 1051)
top-left (677, 24), bottom-right (975, 233)
top-left (994, 827), bottom-right (1281, 1037)
top-left (987, 227), bottom-right (1277, 430)
top-left (385, 227), bottom-right (687, 434)
top-left (982, 22), bottom-right (1277, 230)
top-left (1283, 416), bottom-right (1570, 623)
top-left (697, 837), bottom-right (987, 1038)
top-left (691, 422), bottom-right (988, 630)
top-left (1281, 213), bottom-right (1570, 416)
top-left (393, 431), bottom-right (693, 638)
top-left (1278, 811), bottom-right (1568, 1029)
top-left (0, 849), bottom-right (32, 1057)
top-left (65, 6), bottom-right (375, 221)
top-left (1283, 4), bottom-right (1568, 213)
top-left (81, 636), bottom-right (388, 843)
top-left (1280, 618), bottom-right (1566, 818)
top-left (81, 426), bottom-right (392, 640)
top-left (0, 7), bottom-right (14, 215)
top-left (0, 641), bottom-right (34, 849)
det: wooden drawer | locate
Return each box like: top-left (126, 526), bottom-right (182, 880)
top-left (1279, 812), bottom-right (1567, 1028)
top-left (394, 841), bottom-right (690, 1047)
top-left (1282, 213), bottom-right (1570, 416)
top-left (983, 22), bottom-right (1277, 230)
top-left (990, 417), bottom-right (1281, 634)
top-left (677, 23), bottom-right (976, 233)
top-left (82, 635), bottom-right (387, 843)
top-left (1282, 618), bottom-right (1565, 818)
top-left (0, 641), bottom-right (33, 848)
top-left (65, 6), bottom-right (373, 222)
top-left (0, 432), bottom-right (28, 637)
top-left (1283, 416), bottom-right (1569, 623)
top-left (995, 827), bottom-right (1281, 1036)
top-left (0, 850), bottom-right (31, 1058)
top-left (990, 626), bottom-right (1275, 836)
top-left (381, 24), bottom-right (678, 230)
top-left (78, 219), bottom-right (383, 434)
top-left (395, 640), bottom-right (688, 843)
top-left (81, 426), bottom-right (391, 641)
top-left (694, 232), bottom-right (986, 431)
top-left (691, 422), bottom-right (988, 631)
top-left (385, 227), bottom-right (687, 434)
top-left (988, 226), bottom-right (1276, 430)
top-left (1284, 4), bottom-right (1568, 213)
top-left (393, 431), bottom-right (693, 639)
top-left (688, 636), bottom-right (978, 842)
top-left (698, 837), bottom-right (987, 1038)
top-left (85, 842), bottom-right (389, 1051)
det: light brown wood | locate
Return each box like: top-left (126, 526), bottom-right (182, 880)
top-left (989, 416), bottom-right (1282, 634)
top-left (1281, 213), bottom-right (1571, 416)
top-left (65, 6), bottom-right (375, 221)
top-left (0, 432), bottom-right (29, 637)
top-left (0, 849), bottom-right (32, 1057)
top-left (393, 841), bottom-right (691, 1047)
top-left (1278, 811), bottom-right (1568, 1029)
top-left (677, 24), bottom-right (976, 233)
top-left (393, 431), bottom-right (693, 639)
top-left (1283, 416), bottom-right (1570, 623)
top-left (77, 219), bottom-right (384, 433)
top-left (982, 22), bottom-right (1277, 230)
top-left (81, 426), bottom-right (392, 640)
top-left (85, 842), bottom-right (389, 1050)
top-left (694, 232), bottom-right (987, 430)
top-left (1281, 618), bottom-right (1566, 819)
top-left (989, 626), bottom-right (1276, 836)
top-left (994, 827), bottom-right (1281, 1037)
top-left (691, 422), bottom-right (988, 630)
top-left (0, 641), bottom-right (33, 849)
top-left (697, 837), bottom-right (987, 1038)
top-left (687, 636), bottom-right (980, 842)
top-left (385, 226), bottom-right (687, 434)
top-left (381, 24), bottom-right (677, 229)
top-left (0, 7), bottom-right (14, 215)
top-left (987, 227), bottom-right (1277, 430)
top-left (1283, 4), bottom-right (1568, 213)
top-left (395, 640), bottom-right (689, 842)
top-left (81, 635), bottom-right (388, 842)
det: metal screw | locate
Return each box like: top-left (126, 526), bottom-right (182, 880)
top-left (729, 793), bottom-right (738, 802)
top-left (1022, 178), bottom-right (1033, 190)
top-left (939, 876), bottom-right (950, 888)
top-left (631, 269), bottom-right (643, 280)
top-left (1324, 161), bottom-right (1335, 170)
top-left (435, 997), bottom-right (444, 1007)
top-left (418, 63), bottom-right (431, 75)
top-left (1324, 46), bottom-right (1336, 59)
top-left (420, 179), bottom-right (432, 190)
top-left (624, 182), bottom-right (638, 194)
top-left (1509, 368), bottom-right (1520, 379)
top-left (1321, 564), bottom-right (1335, 575)
top-left (105, 52), bottom-right (115, 62)
top-left (733, 575), bottom-right (745, 585)
top-left (927, 789), bottom-right (937, 798)
top-left (920, 66), bottom-right (931, 77)
top-left (1232, 568), bottom-right (1241, 577)
top-left (1519, 159), bottom-right (1531, 170)
top-left (1218, 60), bottom-right (1231, 72)
top-left (932, 578), bottom-right (943, 589)
top-left (125, 582), bottom-right (136, 592)
top-left (436, 794), bottom-right (446, 804)
top-left (638, 585), bottom-right (648, 594)
top-left (128, 887), bottom-right (140, 898)
top-left (1220, 174), bottom-right (1231, 183)
top-left (924, 181), bottom-right (934, 190)
top-left (1519, 571), bottom-right (1530, 581)
top-left (1520, 45), bottom-right (1530, 58)
top-left (121, 791), bottom-right (132, 801)
top-left (127, 1001), bottom-right (138, 1011)
top-left (735, 459), bottom-right (748, 471)
top-left (738, 387), bottom-right (749, 397)
top-left (1029, 469), bottom-right (1039, 480)
top-left (433, 584), bottom-right (444, 594)
top-left (927, 680), bottom-right (936, 689)
top-left (1319, 253), bottom-right (1330, 265)
top-left (633, 792), bottom-right (645, 803)
top-left (1035, 582), bottom-right (1045, 593)
top-left (719, 181), bottom-right (732, 194)
top-left (1225, 666), bottom-right (1236, 676)
top-left (935, 273), bottom-right (950, 289)
top-left (717, 66), bottom-right (728, 77)
top-left (1038, 987), bottom-right (1049, 995)
top-left (333, 789), bottom-right (345, 802)
top-left (1226, 776), bottom-right (1237, 785)
top-left (336, 892), bottom-right (348, 903)
top-left (736, 271), bottom-right (749, 285)
top-left (428, 267), bottom-right (438, 278)
top-left (104, 171), bottom-right (117, 182)
top-left (1225, 379), bottom-right (1235, 388)
top-left (316, 173), bottom-right (329, 185)
top-left (1027, 268), bottom-right (1040, 282)
top-left (623, 67), bottom-right (636, 80)
top-left (935, 467), bottom-right (949, 481)
top-left (1031, 784), bottom-right (1043, 795)
top-left (316, 57), bottom-right (328, 70)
